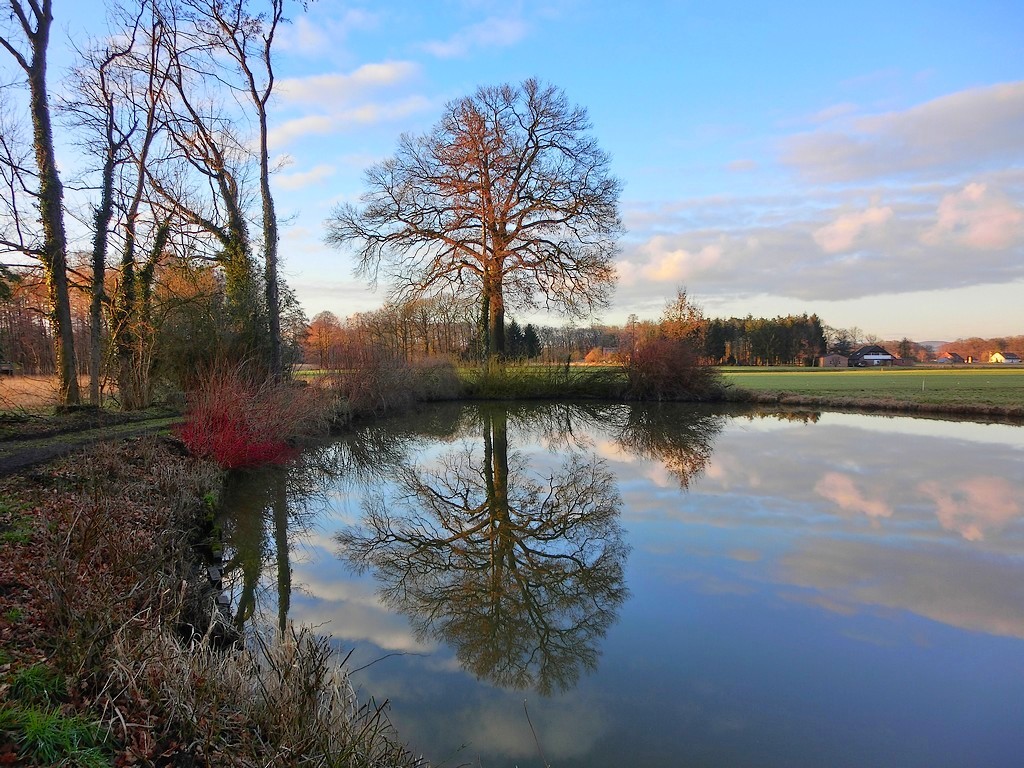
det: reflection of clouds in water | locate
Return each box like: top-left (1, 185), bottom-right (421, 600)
top-left (782, 539), bottom-right (1024, 638)
top-left (918, 476), bottom-right (1021, 541)
top-left (288, 570), bottom-right (431, 653)
top-left (815, 412), bottom-right (1024, 448)
top-left (454, 696), bottom-right (607, 762)
top-left (686, 418), bottom-right (1024, 550)
top-left (779, 591), bottom-right (859, 617)
top-left (288, 598), bottom-right (428, 653)
top-left (815, 471), bottom-right (893, 521)
top-left (645, 461), bottom-right (677, 488)
top-left (592, 438), bottom-right (638, 464)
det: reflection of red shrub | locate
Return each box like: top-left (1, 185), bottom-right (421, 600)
top-left (177, 365), bottom-right (325, 469)
top-left (626, 337), bottom-right (720, 401)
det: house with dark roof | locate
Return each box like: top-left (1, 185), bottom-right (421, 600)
top-left (935, 351), bottom-right (965, 365)
top-left (990, 351), bottom-right (1022, 364)
top-left (848, 345), bottom-right (895, 367)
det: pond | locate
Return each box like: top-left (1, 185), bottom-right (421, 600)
top-left (219, 403), bottom-right (1024, 767)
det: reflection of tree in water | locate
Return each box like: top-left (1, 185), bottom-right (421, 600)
top-left (337, 407), bottom-right (629, 694)
top-left (217, 407), bottom-right (464, 635)
top-left (218, 449), bottom-right (342, 633)
top-left (486, 401), bottom-right (724, 490)
top-left (611, 405), bottom-right (724, 488)
top-left (220, 401), bottom-right (722, 658)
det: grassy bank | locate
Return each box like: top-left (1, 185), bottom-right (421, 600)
top-left (303, 360), bottom-right (1024, 418)
top-left (0, 437), bottom-right (422, 766)
top-left (458, 361), bottom-right (627, 399)
top-left (721, 366), bottom-right (1024, 418)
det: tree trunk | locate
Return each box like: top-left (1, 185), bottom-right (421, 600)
top-left (271, 476), bottom-right (290, 634)
top-left (259, 115), bottom-right (282, 380)
top-left (89, 148), bottom-right (117, 406)
top-left (24, 3), bottom-right (79, 405)
top-left (487, 277), bottom-right (505, 359)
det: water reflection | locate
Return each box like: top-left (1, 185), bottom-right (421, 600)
top-left (336, 405), bottom-right (630, 694)
top-left (218, 453), bottom-right (339, 633)
top-left (214, 404), bottom-right (1024, 767)
top-left (612, 404), bottom-right (724, 487)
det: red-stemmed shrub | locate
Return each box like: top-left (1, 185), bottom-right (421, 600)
top-left (177, 364), bottom-right (329, 469)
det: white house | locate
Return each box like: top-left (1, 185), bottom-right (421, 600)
top-left (990, 351), bottom-right (1022, 364)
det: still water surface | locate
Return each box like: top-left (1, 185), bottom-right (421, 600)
top-left (220, 403), bottom-right (1024, 767)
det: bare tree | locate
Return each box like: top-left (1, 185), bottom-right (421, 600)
top-left (181, 0), bottom-right (285, 378)
top-left (63, 10), bottom-right (142, 405)
top-left (61, 1), bottom-right (183, 409)
top-left (152, 5), bottom-right (265, 356)
top-left (0, 0), bottom-right (80, 403)
top-left (326, 78), bottom-right (623, 360)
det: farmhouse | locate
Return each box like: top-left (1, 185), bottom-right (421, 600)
top-left (848, 345), bottom-right (895, 367)
top-left (989, 351), bottom-right (1022, 364)
top-left (935, 351), bottom-right (965, 365)
top-left (819, 354), bottom-right (848, 368)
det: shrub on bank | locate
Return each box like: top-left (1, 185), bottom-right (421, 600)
top-left (325, 355), bottom-right (463, 420)
top-left (625, 337), bottom-right (723, 401)
top-left (178, 364), bottom-right (331, 469)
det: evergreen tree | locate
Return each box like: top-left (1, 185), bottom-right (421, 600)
top-left (506, 319), bottom-right (524, 360)
top-left (523, 324), bottom-right (541, 359)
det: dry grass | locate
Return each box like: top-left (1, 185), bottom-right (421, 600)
top-left (1, 436), bottom-right (425, 766)
top-left (0, 374), bottom-right (117, 411)
top-left (0, 375), bottom-right (62, 410)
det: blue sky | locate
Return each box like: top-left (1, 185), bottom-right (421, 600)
top-left (52, 1), bottom-right (1024, 339)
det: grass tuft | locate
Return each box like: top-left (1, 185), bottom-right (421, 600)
top-left (10, 663), bottom-right (66, 704)
top-left (1, 704), bottom-right (109, 766)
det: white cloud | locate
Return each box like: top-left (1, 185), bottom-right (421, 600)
top-left (268, 114), bottom-right (336, 148)
top-left (922, 182), bottom-right (1024, 250)
top-left (785, 81), bottom-right (1024, 182)
top-left (268, 95), bottom-right (433, 149)
top-left (726, 159), bottom-right (758, 172)
top-left (813, 205), bottom-right (894, 253)
top-left (783, 539), bottom-right (1024, 638)
top-left (276, 9), bottom-right (381, 58)
top-left (276, 163), bottom-right (336, 191)
top-left (918, 476), bottom-right (1021, 542)
top-left (277, 61), bottom-right (420, 106)
top-left (422, 16), bottom-right (527, 58)
top-left (630, 238), bottom-right (724, 283)
top-left (614, 169), bottom-right (1024, 307)
top-left (814, 471), bottom-right (892, 521)
top-left (806, 102), bottom-right (859, 124)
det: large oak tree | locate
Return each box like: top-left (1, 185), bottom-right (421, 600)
top-left (325, 78), bottom-right (622, 359)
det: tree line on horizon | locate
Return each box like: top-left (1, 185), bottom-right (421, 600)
top-left (8, 256), bottom-right (1018, 378)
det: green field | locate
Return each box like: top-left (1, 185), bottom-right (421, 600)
top-left (722, 366), bottom-right (1024, 408)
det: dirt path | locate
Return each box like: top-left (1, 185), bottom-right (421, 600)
top-left (0, 412), bottom-right (181, 476)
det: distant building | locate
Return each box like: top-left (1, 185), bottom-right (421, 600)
top-left (819, 354), bottom-right (848, 368)
top-left (848, 345), bottom-right (895, 367)
top-left (935, 351), bottom-right (965, 365)
top-left (990, 351), bottom-right (1022, 364)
